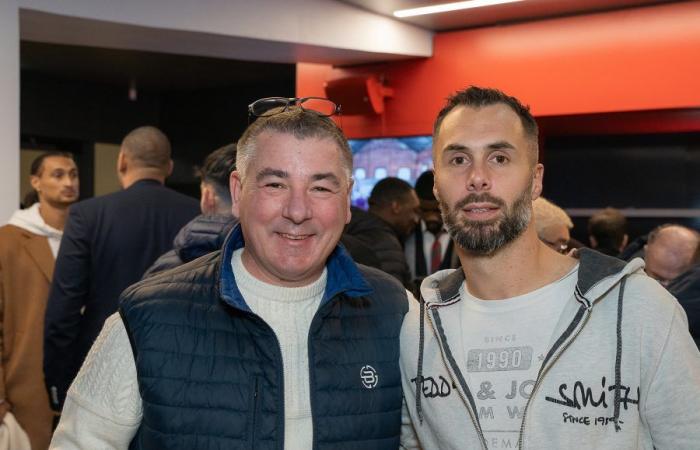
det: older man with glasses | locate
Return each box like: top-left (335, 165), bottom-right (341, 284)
top-left (49, 98), bottom-right (411, 450)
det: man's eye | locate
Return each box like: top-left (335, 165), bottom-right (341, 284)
top-left (266, 183), bottom-right (283, 189)
top-left (312, 186), bottom-right (332, 193)
top-left (492, 155), bottom-right (508, 164)
top-left (451, 156), bottom-right (466, 165)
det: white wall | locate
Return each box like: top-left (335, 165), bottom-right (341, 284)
top-left (0, 0), bottom-right (19, 221)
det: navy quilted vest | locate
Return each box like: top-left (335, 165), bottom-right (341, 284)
top-left (120, 227), bottom-right (408, 450)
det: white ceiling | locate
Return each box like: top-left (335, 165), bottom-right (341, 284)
top-left (340, 0), bottom-right (682, 31)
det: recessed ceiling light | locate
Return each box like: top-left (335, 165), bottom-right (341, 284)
top-left (394, 0), bottom-right (523, 18)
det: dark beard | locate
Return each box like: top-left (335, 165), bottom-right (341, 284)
top-left (440, 185), bottom-right (532, 256)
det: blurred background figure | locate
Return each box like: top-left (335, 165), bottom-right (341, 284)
top-left (668, 246), bottom-right (700, 350)
top-left (43, 126), bottom-right (199, 414)
top-left (143, 143), bottom-right (239, 277)
top-left (532, 197), bottom-right (574, 254)
top-left (344, 177), bottom-right (418, 290)
top-left (644, 224), bottom-right (700, 286)
top-left (588, 207), bottom-right (628, 257)
top-left (404, 170), bottom-right (457, 288)
top-left (0, 152), bottom-right (79, 450)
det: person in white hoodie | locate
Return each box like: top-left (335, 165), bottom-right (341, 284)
top-left (0, 152), bottom-right (79, 450)
top-left (399, 86), bottom-right (700, 450)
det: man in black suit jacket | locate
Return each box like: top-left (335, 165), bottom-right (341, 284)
top-left (44, 126), bottom-right (199, 412)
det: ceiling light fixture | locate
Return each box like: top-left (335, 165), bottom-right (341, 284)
top-left (394, 0), bottom-right (523, 17)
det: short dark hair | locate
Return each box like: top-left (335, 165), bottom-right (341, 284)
top-left (414, 171), bottom-right (435, 201)
top-left (237, 107), bottom-right (352, 182)
top-left (121, 126), bottom-right (171, 171)
top-left (368, 177), bottom-right (414, 209)
top-left (30, 151), bottom-right (74, 177)
top-left (196, 143), bottom-right (237, 204)
top-left (433, 86), bottom-right (539, 162)
top-left (588, 208), bottom-right (627, 252)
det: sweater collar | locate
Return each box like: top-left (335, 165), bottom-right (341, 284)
top-left (218, 224), bottom-right (373, 312)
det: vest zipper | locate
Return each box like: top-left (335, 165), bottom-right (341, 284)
top-left (517, 307), bottom-right (592, 449)
top-left (250, 376), bottom-right (260, 450)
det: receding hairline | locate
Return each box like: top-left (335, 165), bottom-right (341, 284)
top-left (432, 103), bottom-right (540, 164)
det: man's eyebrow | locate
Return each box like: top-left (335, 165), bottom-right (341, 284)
top-left (487, 141), bottom-right (515, 151)
top-left (441, 141), bottom-right (516, 153)
top-left (256, 168), bottom-right (288, 181)
top-left (442, 143), bottom-right (469, 153)
top-left (311, 172), bottom-right (341, 187)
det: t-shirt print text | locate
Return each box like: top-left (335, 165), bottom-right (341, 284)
top-left (545, 376), bottom-right (640, 429)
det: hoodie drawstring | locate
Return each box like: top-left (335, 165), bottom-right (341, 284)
top-left (416, 294), bottom-right (426, 424)
top-left (613, 276), bottom-right (628, 432)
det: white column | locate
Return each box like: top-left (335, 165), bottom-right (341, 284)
top-left (0, 1), bottom-right (20, 221)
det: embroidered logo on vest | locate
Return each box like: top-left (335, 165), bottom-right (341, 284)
top-left (360, 365), bottom-right (379, 389)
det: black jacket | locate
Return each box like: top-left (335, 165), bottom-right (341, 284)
top-left (668, 264), bottom-right (700, 349)
top-left (142, 214), bottom-right (237, 278)
top-left (120, 225), bottom-right (409, 449)
top-left (344, 207), bottom-right (413, 291)
top-left (44, 179), bottom-right (199, 410)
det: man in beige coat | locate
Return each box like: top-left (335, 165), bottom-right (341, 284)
top-left (0, 152), bottom-right (79, 449)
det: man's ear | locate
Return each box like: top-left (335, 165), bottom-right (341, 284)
top-left (589, 235), bottom-right (599, 248)
top-left (621, 234), bottom-right (629, 251)
top-left (166, 159), bottom-right (174, 177)
top-left (390, 200), bottom-right (402, 215)
top-left (531, 163), bottom-right (544, 200)
top-left (200, 184), bottom-right (216, 215)
top-left (230, 170), bottom-right (242, 218)
top-left (116, 150), bottom-right (127, 175)
top-left (30, 175), bottom-right (41, 192)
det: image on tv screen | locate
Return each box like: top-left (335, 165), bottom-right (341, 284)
top-left (349, 136), bottom-right (433, 209)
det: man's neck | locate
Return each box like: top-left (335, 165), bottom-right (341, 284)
top-left (121, 171), bottom-right (165, 189)
top-left (38, 200), bottom-right (70, 231)
top-left (456, 226), bottom-right (577, 300)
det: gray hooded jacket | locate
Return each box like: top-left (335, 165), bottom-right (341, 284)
top-left (400, 249), bottom-right (700, 449)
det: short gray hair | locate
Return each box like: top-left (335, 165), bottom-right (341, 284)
top-left (236, 107), bottom-right (352, 182)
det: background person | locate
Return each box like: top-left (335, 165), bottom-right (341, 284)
top-left (344, 177), bottom-right (418, 290)
top-left (0, 152), bottom-right (79, 449)
top-left (644, 223), bottom-right (699, 286)
top-left (532, 196), bottom-right (573, 254)
top-left (404, 170), bottom-right (458, 287)
top-left (588, 207), bottom-right (628, 257)
top-left (143, 143), bottom-right (238, 277)
top-left (43, 126), bottom-right (199, 413)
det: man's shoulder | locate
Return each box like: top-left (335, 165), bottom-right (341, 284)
top-left (358, 264), bottom-right (406, 293)
top-left (0, 223), bottom-right (26, 239)
top-left (621, 271), bottom-right (683, 318)
top-left (120, 250), bottom-right (222, 308)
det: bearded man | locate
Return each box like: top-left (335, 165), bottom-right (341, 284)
top-left (399, 86), bottom-right (700, 449)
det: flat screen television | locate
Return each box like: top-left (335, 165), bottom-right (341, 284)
top-left (348, 136), bottom-right (433, 209)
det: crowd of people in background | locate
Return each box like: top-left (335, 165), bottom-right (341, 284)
top-left (0, 86), bottom-right (698, 449)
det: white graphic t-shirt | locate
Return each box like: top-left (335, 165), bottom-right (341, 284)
top-left (459, 265), bottom-right (579, 449)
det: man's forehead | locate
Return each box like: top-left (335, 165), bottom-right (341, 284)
top-left (43, 156), bottom-right (76, 170)
top-left (444, 104), bottom-right (523, 133)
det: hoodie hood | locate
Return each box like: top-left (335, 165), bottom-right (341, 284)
top-left (421, 248), bottom-right (644, 307)
top-left (7, 203), bottom-right (63, 257)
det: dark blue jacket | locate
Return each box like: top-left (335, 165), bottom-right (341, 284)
top-left (44, 179), bottom-right (199, 410)
top-left (142, 214), bottom-right (237, 278)
top-left (120, 226), bottom-right (409, 450)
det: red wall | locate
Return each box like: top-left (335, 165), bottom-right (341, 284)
top-left (296, 1), bottom-right (700, 139)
